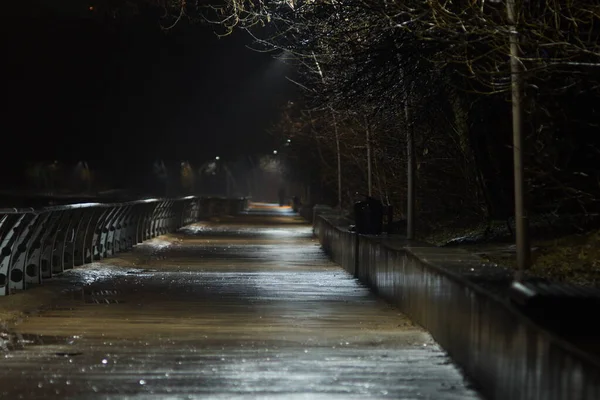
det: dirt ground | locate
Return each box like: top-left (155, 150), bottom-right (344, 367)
top-left (423, 220), bottom-right (600, 287)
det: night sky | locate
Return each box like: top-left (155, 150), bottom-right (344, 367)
top-left (2, 2), bottom-right (294, 188)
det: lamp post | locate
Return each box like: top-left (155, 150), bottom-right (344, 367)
top-left (406, 101), bottom-right (415, 240)
top-left (507, 0), bottom-right (530, 280)
top-left (212, 156), bottom-right (228, 196)
top-left (365, 116), bottom-right (372, 197)
top-left (215, 157), bottom-right (232, 197)
top-left (398, 60), bottom-right (416, 240)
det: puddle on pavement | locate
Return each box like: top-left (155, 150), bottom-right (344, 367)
top-left (1, 331), bottom-right (76, 351)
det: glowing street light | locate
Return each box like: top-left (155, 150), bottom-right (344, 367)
top-left (273, 150), bottom-right (278, 155)
top-left (215, 156), bottom-right (220, 161)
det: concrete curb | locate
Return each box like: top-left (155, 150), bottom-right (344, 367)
top-left (314, 213), bottom-right (600, 400)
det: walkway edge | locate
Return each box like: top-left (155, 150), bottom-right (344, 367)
top-left (314, 214), bottom-right (600, 400)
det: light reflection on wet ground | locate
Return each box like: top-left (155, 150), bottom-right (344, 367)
top-left (0, 204), bottom-right (481, 399)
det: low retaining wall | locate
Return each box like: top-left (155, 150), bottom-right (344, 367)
top-left (0, 196), bottom-right (247, 296)
top-left (315, 213), bottom-right (600, 400)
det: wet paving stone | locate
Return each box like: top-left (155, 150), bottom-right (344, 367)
top-left (0, 203), bottom-right (482, 399)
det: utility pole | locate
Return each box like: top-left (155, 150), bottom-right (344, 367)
top-left (507, 0), bottom-right (530, 279)
top-left (365, 116), bottom-right (372, 197)
top-left (406, 102), bottom-right (415, 240)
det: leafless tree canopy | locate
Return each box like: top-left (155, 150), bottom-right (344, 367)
top-left (144, 1), bottom-right (600, 228)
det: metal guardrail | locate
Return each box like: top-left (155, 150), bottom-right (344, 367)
top-left (0, 196), bottom-right (248, 296)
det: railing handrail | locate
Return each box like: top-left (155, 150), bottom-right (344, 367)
top-left (0, 195), bottom-right (247, 215)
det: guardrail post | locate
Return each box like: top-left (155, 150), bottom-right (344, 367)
top-left (99, 206), bottom-right (120, 259)
top-left (156, 201), bottom-right (166, 235)
top-left (41, 211), bottom-right (67, 279)
top-left (73, 209), bottom-right (96, 266)
top-left (142, 203), bottom-right (152, 240)
top-left (133, 203), bottom-right (148, 244)
top-left (188, 199), bottom-right (197, 225)
top-left (155, 201), bottom-right (164, 236)
top-left (168, 201), bottom-right (177, 232)
top-left (51, 210), bottom-right (76, 275)
top-left (188, 198), bottom-right (196, 224)
top-left (24, 213), bottom-right (51, 287)
top-left (105, 206), bottom-right (126, 258)
top-left (140, 203), bottom-right (151, 241)
top-left (84, 208), bottom-right (107, 264)
top-left (0, 215), bottom-right (29, 295)
top-left (94, 207), bottom-right (117, 260)
top-left (123, 205), bottom-right (137, 250)
top-left (144, 203), bottom-right (154, 240)
top-left (60, 209), bottom-right (85, 271)
top-left (188, 198), bottom-right (197, 224)
top-left (149, 202), bottom-right (161, 238)
top-left (161, 201), bottom-right (171, 234)
top-left (127, 205), bottom-right (143, 248)
top-left (32, 212), bottom-right (60, 282)
top-left (114, 205), bottom-right (132, 253)
top-left (167, 200), bottom-right (177, 232)
top-left (8, 214), bottom-right (39, 291)
top-left (178, 199), bottom-right (187, 227)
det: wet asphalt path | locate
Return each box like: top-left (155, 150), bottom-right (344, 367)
top-left (0, 203), bottom-right (481, 399)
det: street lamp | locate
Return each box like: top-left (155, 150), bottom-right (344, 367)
top-left (273, 150), bottom-right (278, 155)
top-left (507, 0), bottom-right (530, 279)
top-left (215, 156), bottom-right (220, 161)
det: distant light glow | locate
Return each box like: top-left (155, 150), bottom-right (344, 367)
top-left (89, 6), bottom-right (94, 11)
top-left (273, 150), bottom-right (278, 155)
top-left (260, 156), bottom-right (281, 173)
top-left (287, 139), bottom-right (291, 143)
top-left (215, 156), bottom-right (220, 160)
top-left (204, 161), bottom-right (217, 175)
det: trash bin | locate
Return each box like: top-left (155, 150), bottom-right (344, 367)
top-left (354, 197), bottom-right (383, 234)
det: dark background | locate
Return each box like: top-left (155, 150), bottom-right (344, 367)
top-left (1, 1), bottom-right (294, 190)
